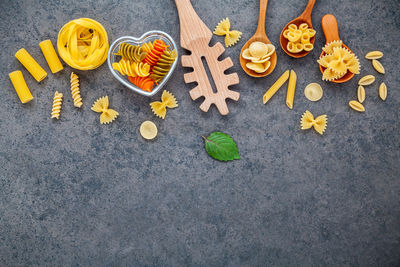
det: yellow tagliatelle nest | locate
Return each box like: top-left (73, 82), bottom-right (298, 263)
top-left (242, 41), bottom-right (275, 73)
top-left (57, 18), bottom-right (109, 70)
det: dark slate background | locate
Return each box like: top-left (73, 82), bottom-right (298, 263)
top-left (1, 0), bottom-right (399, 266)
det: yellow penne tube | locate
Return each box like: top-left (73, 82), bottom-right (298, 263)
top-left (286, 70), bottom-right (297, 109)
top-left (39, 40), bottom-right (63, 73)
top-left (15, 48), bottom-right (47, 82)
top-left (263, 70), bottom-right (290, 104)
top-left (9, 70), bottom-right (34, 103)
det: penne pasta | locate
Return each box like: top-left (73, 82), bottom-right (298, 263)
top-left (286, 70), bottom-right (297, 109)
top-left (263, 70), bottom-right (290, 104)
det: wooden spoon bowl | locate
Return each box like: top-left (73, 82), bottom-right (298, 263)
top-left (319, 14), bottom-right (354, 83)
top-left (240, 0), bottom-right (277, 77)
top-left (280, 0), bottom-right (316, 58)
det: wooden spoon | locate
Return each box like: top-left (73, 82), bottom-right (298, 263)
top-left (319, 14), bottom-right (354, 83)
top-left (280, 0), bottom-right (316, 58)
top-left (240, 0), bottom-right (277, 77)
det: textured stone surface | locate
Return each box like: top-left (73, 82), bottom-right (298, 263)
top-left (1, 0), bottom-right (399, 266)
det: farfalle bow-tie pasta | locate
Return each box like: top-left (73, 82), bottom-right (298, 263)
top-left (300, 110), bottom-right (327, 135)
top-left (91, 96), bottom-right (119, 124)
top-left (150, 90), bottom-right (178, 119)
top-left (242, 41), bottom-right (275, 73)
top-left (317, 40), bottom-right (360, 81)
top-left (213, 18), bottom-right (242, 47)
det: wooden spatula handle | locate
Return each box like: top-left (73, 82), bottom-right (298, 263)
top-left (174, 0), bottom-right (212, 49)
top-left (321, 14), bottom-right (340, 44)
top-left (255, 0), bottom-right (268, 35)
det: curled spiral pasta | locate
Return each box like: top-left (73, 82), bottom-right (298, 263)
top-left (57, 18), bottom-right (109, 70)
top-left (70, 72), bottom-right (83, 108)
top-left (115, 42), bottom-right (147, 63)
top-left (128, 76), bottom-right (155, 92)
top-left (143, 39), bottom-right (169, 66)
top-left (112, 58), bottom-right (150, 77)
top-left (141, 41), bottom-right (154, 53)
top-left (149, 49), bottom-right (177, 82)
top-left (51, 91), bottom-right (63, 119)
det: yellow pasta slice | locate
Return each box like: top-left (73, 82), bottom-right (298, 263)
top-left (91, 96), bottom-right (119, 124)
top-left (372, 59), bottom-right (385, 74)
top-left (304, 83), bottom-right (323, 102)
top-left (287, 30), bottom-right (302, 43)
top-left (286, 70), bottom-right (297, 109)
top-left (140, 121), bottom-right (158, 140)
top-left (150, 90), bottom-right (178, 119)
top-left (288, 24), bottom-right (297, 31)
top-left (283, 29), bottom-right (291, 39)
top-left (263, 70), bottom-right (290, 104)
top-left (300, 32), bottom-right (311, 44)
top-left (15, 48), bottom-right (47, 82)
top-left (213, 18), bottom-right (242, 47)
top-left (306, 28), bottom-right (316, 37)
top-left (300, 110), bottom-right (327, 135)
top-left (39, 39), bottom-right (63, 73)
top-left (9, 70), bottom-right (34, 103)
top-left (303, 43), bottom-right (314, 52)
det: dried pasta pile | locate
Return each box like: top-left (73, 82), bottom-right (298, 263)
top-left (112, 39), bottom-right (177, 92)
top-left (57, 18), bottom-right (109, 70)
top-left (283, 23), bottom-right (315, 53)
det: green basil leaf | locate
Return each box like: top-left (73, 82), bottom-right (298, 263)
top-left (202, 132), bottom-right (240, 162)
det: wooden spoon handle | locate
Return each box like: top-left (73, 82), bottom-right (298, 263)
top-left (321, 14), bottom-right (340, 44)
top-left (299, 0), bottom-right (316, 24)
top-left (255, 0), bottom-right (268, 35)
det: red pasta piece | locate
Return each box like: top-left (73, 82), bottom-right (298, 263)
top-left (143, 39), bottom-right (169, 66)
top-left (128, 76), bottom-right (155, 92)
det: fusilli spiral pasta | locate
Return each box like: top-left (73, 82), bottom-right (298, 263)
top-left (115, 42), bottom-right (147, 63)
top-left (112, 58), bottom-right (150, 77)
top-left (149, 49), bottom-right (177, 83)
top-left (51, 91), bottom-right (63, 119)
top-left (128, 76), bottom-right (155, 92)
top-left (70, 72), bottom-right (82, 108)
top-left (143, 39), bottom-right (169, 66)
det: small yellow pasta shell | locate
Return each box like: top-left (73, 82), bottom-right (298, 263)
top-left (288, 24), bottom-right (297, 31)
top-left (301, 32), bottom-right (311, 44)
top-left (306, 28), bottom-right (316, 37)
top-left (303, 43), bottom-right (314, 51)
top-left (349, 100), bottom-right (365, 112)
top-left (299, 23), bottom-right (309, 31)
top-left (358, 75), bottom-right (375, 86)
top-left (357, 85), bottom-right (365, 103)
top-left (365, 51), bottom-right (383, 60)
top-left (372, 59), bottom-right (385, 74)
top-left (379, 82), bottom-right (387, 100)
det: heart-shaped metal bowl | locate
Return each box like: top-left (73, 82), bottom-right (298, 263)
top-left (107, 31), bottom-right (178, 97)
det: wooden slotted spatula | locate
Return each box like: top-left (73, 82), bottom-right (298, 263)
top-left (174, 0), bottom-right (240, 115)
